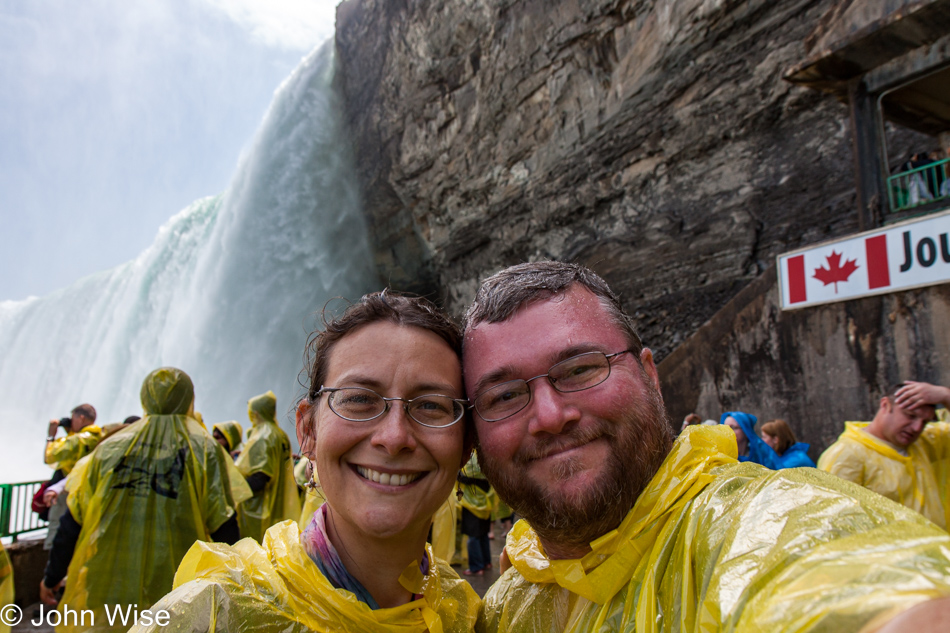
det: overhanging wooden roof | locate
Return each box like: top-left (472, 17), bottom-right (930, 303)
top-left (785, 0), bottom-right (950, 134)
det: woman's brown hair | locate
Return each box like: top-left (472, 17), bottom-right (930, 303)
top-left (301, 289), bottom-right (462, 401)
top-left (298, 290), bottom-right (471, 455)
top-left (760, 419), bottom-right (797, 455)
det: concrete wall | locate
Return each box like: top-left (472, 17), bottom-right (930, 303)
top-left (658, 269), bottom-right (950, 460)
top-left (7, 537), bottom-right (45, 607)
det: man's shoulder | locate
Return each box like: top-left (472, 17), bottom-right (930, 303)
top-left (478, 567), bottom-right (561, 633)
top-left (696, 461), bottom-right (897, 526)
top-left (920, 421), bottom-right (950, 444)
top-left (248, 422), bottom-right (281, 442)
top-left (818, 426), bottom-right (882, 467)
top-left (911, 422), bottom-right (950, 463)
top-left (246, 423), bottom-right (288, 456)
top-left (184, 423), bottom-right (224, 452)
top-left (820, 434), bottom-right (862, 457)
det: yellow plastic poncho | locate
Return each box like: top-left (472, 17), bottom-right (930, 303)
top-left (45, 424), bottom-right (103, 474)
top-left (818, 421), bottom-right (950, 529)
top-left (0, 541), bottom-right (12, 633)
top-left (294, 456), bottom-right (310, 489)
top-left (59, 367), bottom-right (241, 633)
top-left (492, 495), bottom-right (512, 522)
top-left (459, 453), bottom-right (492, 521)
top-left (130, 520), bottom-right (480, 633)
top-left (234, 391), bottom-right (301, 541)
top-left (298, 487), bottom-right (327, 531)
top-left (479, 425), bottom-right (950, 633)
top-left (430, 492), bottom-right (458, 563)
top-left (211, 420), bottom-right (243, 453)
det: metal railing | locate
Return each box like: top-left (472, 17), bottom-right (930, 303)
top-left (888, 157), bottom-right (950, 213)
top-left (0, 480), bottom-right (48, 541)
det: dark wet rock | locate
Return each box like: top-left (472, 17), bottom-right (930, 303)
top-left (335, 0), bottom-right (927, 360)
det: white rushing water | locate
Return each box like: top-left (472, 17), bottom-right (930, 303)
top-left (0, 40), bottom-right (379, 482)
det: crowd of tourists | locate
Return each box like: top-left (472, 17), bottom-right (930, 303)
top-left (683, 379), bottom-right (950, 531)
top-left (2, 260), bottom-right (950, 633)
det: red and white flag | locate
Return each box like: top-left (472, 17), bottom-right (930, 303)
top-left (778, 209), bottom-right (950, 309)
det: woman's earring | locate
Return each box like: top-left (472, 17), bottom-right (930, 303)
top-left (456, 470), bottom-right (464, 501)
top-left (306, 459), bottom-right (319, 490)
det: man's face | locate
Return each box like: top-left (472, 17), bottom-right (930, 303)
top-left (463, 285), bottom-right (673, 549)
top-left (878, 398), bottom-right (935, 448)
top-left (70, 413), bottom-right (88, 433)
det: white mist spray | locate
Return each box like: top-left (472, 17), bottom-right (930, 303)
top-left (0, 40), bottom-right (379, 482)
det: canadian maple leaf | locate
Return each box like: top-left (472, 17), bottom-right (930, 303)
top-left (813, 250), bottom-right (859, 293)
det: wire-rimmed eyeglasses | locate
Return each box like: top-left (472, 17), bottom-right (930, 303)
top-left (472, 350), bottom-right (631, 422)
top-left (315, 386), bottom-right (468, 428)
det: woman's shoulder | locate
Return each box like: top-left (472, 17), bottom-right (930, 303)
top-left (130, 532), bottom-right (304, 633)
top-left (775, 443), bottom-right (816, 468)
top-left (148, 523), bottom-right (481, 633)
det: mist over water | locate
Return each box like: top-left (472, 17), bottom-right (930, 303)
top-left (0, 40), bottom-right (379, 482)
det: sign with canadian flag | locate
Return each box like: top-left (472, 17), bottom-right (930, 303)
top-left (778, 209), bottom-right (950, 310)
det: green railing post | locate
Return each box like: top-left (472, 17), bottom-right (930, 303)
top-left (1, 480), bottom-right (49, 541)
top-left (887, 156), bottom-right (950, 213)
top-left (0, 484), bottom-right (11, 539)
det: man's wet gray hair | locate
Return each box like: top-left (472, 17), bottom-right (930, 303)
top-left (462, 260), bottom-right (643, 356)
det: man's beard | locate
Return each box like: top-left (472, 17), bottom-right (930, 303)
top-left (477, 383), bottom-right (674, 552)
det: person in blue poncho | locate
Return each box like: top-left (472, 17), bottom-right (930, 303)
top-left (761, 419), bottom-right (816, 468)
top-left (720, 411), bottom-right (815, 469)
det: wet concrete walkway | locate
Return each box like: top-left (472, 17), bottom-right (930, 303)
top-left (12, 604), bottom-right (54, 633)
top-left (454, 523), bottom-right (508, 598)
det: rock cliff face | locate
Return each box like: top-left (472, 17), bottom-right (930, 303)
top-left (335, 0), bottom-right (924, 360)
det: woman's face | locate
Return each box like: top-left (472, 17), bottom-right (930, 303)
top-left (725, 416), bottom-right (747, 443)
top-left (296, 321), bottom-right (465, 541)
top-left (762, 432), bottom-right (779, 452)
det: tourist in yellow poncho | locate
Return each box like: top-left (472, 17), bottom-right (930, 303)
top-left (819, 381), bottom-right (950, 530)
top-left (44, 404), bottom-right (102, 475)
top-left (211, 420), bottom-right (243, 455)
top-left (234, 390), bottom-right (300, 541)
top-left (132, 292), bottom-right (478, 633)
top-left (39, 367), bottom-right (243, 633)
top-left (458, 452), bottom-right (493, 576)
top-left (0, 541), bottom-right (12, 633)
top-left (462, 261), bottom-right (950, 633)
top-left (294, 454), bottom-right (310, 488)
top-left (43, 405), bottom-right (105, 551)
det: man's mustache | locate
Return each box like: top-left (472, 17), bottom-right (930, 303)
top-left (514, 421), bottom-right (614, 463)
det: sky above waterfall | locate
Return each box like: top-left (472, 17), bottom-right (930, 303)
top-left (0, 0), bottom-right (339, 301)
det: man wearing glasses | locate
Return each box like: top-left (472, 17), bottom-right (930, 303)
top-left (463, 261), bottom-right (950, 633)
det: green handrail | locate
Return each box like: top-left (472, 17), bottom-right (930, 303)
top-left (0, 480), bottom-right (49, 541)
top-left (888, 157), bottom-right (950, 213)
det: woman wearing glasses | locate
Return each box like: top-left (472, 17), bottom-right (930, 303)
top-left (133, 291), bottom-right (479, 633)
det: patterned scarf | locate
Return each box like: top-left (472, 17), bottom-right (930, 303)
top-left (301, 504), bottom-right (429, 609)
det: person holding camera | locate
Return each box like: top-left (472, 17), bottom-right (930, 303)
top-left (42, 403), bottom-right (102, 550)
top-left (44, 404), bottom-right (102, 476)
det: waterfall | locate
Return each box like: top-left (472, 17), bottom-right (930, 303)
top-left (0, 39), bottom-right (379, 482)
